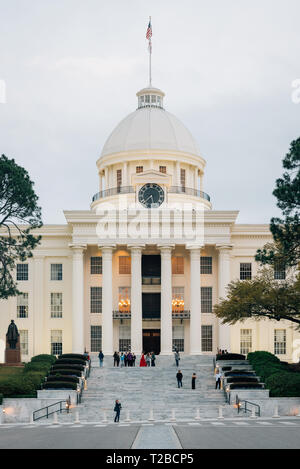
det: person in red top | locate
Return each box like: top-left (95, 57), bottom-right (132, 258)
top-left (139, 352), bottom-right (147, 367)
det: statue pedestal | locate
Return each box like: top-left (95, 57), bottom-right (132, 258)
top-left (4, 337), bottom-right (22, 366)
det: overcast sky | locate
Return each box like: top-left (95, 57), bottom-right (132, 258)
top-left (0, 0), bottom-right (299, 224)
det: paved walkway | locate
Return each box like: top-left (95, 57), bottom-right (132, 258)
top-left (1, 418), bottom-right (300, 449)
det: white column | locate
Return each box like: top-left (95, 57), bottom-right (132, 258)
top-left (101, 245), bottom-right (115, 355)
top-left (129, 245), bottom-right (144, 354)
top-left (217, 245), bottom-right (233, 351)
top-left (194, 167), bottom-right (199, 191)
top-left (188, 246), bottom-right (202, 355)
top-left (175, 160), bottom-right (180, 187)
top-left (33, 255), bottom-right (44, 355)
top-left (104, 167), bottom-right (108, 191)
top-left (99, 171), bottom-right (103, 194)
top-left (159, 245), bottom-right (174, 355)
top-left (70, 245), bottom-right (86, 354)
top-left (123, 162), bottom-right (128, 187)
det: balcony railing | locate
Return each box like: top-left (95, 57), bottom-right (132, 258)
top-left (112, 310), bottom-right (191, 319)
top-left (92, 186), bottom-right (210, 203)
top-left (142, 276), bottom-right (161, 285)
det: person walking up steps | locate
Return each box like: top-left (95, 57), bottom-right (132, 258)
top-left (176, 370), bottom-right (183, 388)
top-left (174, 350), bottom-right (180, 367)
top-left (215, 370), bottom-right (222, 389)
top-left (114, 400), bottom-right (122, 423)
top-left (98, 350), bottom-right (104, 367)
top-left (192, 372), bottom-right (197, 390)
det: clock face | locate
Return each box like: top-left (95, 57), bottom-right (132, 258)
top-left (138, 183), bottom-right (165, 208)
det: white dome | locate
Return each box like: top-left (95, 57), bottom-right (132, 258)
top-left (101, 106), bottom-right (201, 157)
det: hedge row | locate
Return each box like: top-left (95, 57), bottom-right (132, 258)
top-left (42, 381), bottom-right (77, 390)
top-left (247, 351), bottom-right (300, 397)
top-left (217, 353), bottom-right (246, 361)
top-left (0, 355), bottom-right (56, 397)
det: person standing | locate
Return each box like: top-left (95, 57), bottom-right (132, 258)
top-left (140, 352), bottom-right (147, 367)
top-left (174, 350), bottom-right (180, 367)
top-left (151, 352), bottom-right (156, 367)
top-left (132, 353), bottom-right (136, 367)
top-left (127, 352), bottom-right (133, 367)
top-left (191, 372), bottom-right (197, 390)
top-left (98, 350), bottom-right (104, 367)
top-left (120, 352), bottom-right (125, 367)
top-left (124, 352), bottom-right (128, 367)
top-left (215, 371), bottom-right (222, 390)
top-left (114, 400), bottom-right (122, 423)
top-left (146, 353), bottom-right (151, 367)
top-left (176, 370), bottom-right (183, 388)
top-left (113, 351), bottom-right (119, 367)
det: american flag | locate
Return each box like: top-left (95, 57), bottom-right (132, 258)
top-left (146, 20), bottom-right (152, 41)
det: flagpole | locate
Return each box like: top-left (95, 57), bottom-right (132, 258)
top-left (149, 16), bottom-right (152, 87)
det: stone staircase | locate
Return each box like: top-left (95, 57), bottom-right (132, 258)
top-left (59, 355), bottom-right (233, 422)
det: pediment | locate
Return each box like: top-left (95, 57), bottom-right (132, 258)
top-left (131, 169), bottom-right (172, 187)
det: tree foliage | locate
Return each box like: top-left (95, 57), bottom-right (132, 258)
top-left (0, 154), bottom-right (42, 299)
top-left (213, 269), bottom-right (300, 328)
top-left (256, 138), bottom-right (300, 267)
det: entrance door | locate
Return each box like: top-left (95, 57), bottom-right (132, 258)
top-left (143, 329), bottom-right (160, 355)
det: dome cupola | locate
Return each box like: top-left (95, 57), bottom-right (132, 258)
top-left (136, 86), bottom-right (165, 109)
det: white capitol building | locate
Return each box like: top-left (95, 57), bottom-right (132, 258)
top-left (1, 83), bottom-right (299, 362)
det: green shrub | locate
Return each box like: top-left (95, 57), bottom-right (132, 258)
top-left (52, 364), bottom-right (84, 372)
top-left (24, 362), bottom-right (52, 373)
top-left (0, 393), bottom-right (3, 404)
top-left (49, 369), bottom-right (82, 377)
top-left (266, 372), bottom-right (300, 397)
top-left (247, 351), bottom-right (280, 365)
top-left (55, 358), bottom-right (86, 366)
top-left (58, 354), bottom-right (88, 361)
top-left (46, 375), bottom-right (79, 384)
top-left (31, 354), bottom-right (56, 365)
top-left (0, 376), bottom-right (37, 396)
top-left (216, 353), bottom-right (245, 361)
top-left (42, 381), bottom-right (77, 390)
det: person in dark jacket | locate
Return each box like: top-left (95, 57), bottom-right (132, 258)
top-left (98, 350), bottom-right (104, 367)
top-left (176, 370), bottom-right (183, 388)
top-left (192, 372), bottom-right (197, 390)
top-left (114, 400), bottom-right (122, 422)
top-left (151, 352), bottom-right (156, 367)
top-left (113, 351), bottom-right (120, 367)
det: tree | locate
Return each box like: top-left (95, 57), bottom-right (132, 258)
top-left (256, 138), bottom-right (300, 267)
top-left (213, 269), bottom-right (300, 328)
top-left (0, 154), bottom-right (42, 299)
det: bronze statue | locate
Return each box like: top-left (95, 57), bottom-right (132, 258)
top-left (6, 320), bottom-right (19, 349)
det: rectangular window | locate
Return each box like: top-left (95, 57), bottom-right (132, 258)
top-left (117, 169), bottom-right (122, 191)
top-left (274, 329), bottom-right (286, 355)
top-left (119, 256), bottom-right (131, 274)
top-left (90, 287), bottom-right (102, 314)
top-left (91, 325), bottom-right (102, 352)
top-left (91, 257), bottom-right (102, 275)
top-left (17, 264), bottom-right (28, 281)
top-left (201, 257), bottom-right (212, 274)
top-left (172, 325), bottom-right (184, 352)
top-left (51, 293), bottom-right (63, 318)
top-left (51, 330), bottom-right (62, 356)
top-left (240, 329), bottom-right (252, 355)
top-left (240, 263), bottom-right (252, 280)
top-left (180, 168), bottom-right (186, 190)
top-left (172, 287), bottom-right (184, 312)
top-left (20, 330), bottom-right (28, 355)
top-left (172, 256), bottom-right (184, 274)
top-left (201, 287), bottom-right (212, 313)
top-left (159, 166), bottom-right (166, 174)
top-left (17, 293), bottom-right (28, 318)
top-left (136, 166), bottom-right (143, 173)
top-left (202, 325), bottom-right (213, 352)
top-left (119, 325), bottom-right (131, 352)
top-left (51, 264), bottom-right (63, 281)
top-left (274, 263), bottom-right (286, 280)
top-left (118, 287), bottom-right (131, 312)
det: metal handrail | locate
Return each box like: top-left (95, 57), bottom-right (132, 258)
top-left (92, 185), bottom-right (211, 203)
top-left (237, 397), bottom-right (261, 417)
top-left (112, 310), bottom-right (191, 319)
top-left (33, 398), bottom-right (71, 421)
